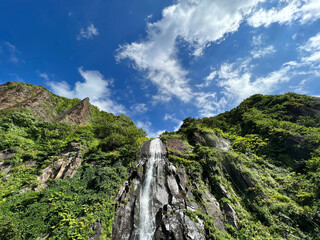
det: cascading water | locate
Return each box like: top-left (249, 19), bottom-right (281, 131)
top-left (138, 138), bottom-right (163, 240)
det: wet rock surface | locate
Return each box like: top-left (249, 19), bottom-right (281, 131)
top-left (112, 140), bottom-right (228, 240)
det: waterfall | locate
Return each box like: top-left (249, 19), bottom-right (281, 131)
top-left (138, 138), bottom-right (163, 240)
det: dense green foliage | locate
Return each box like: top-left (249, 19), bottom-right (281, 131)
top-left (161, 93), bottom-right (320, 239)
top-left (0, 92), bottom-right (147, 239)
top-left (1, 82), bottom-right (320, 239)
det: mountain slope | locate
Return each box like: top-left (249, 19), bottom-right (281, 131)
top-left (1, 81), bottom-right (319, 239)
top-left (0, 82), bottom-right (147, 239)
top-left (160, 92), bottom-right (320, 239)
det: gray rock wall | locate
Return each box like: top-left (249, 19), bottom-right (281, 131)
top-left (112, 140), bottom-right (228, 240)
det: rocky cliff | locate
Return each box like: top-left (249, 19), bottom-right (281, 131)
top-left (0, 81), bottom-right (91, 124)
top-left (113, 137), bottom-right (231, 239)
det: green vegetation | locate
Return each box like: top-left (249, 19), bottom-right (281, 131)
top-left (161, 93), bottom-right (320, 239)
top-left (1, 82), bottom-right (320, 239)
top-left (0, 84), bottom-right (147, 239)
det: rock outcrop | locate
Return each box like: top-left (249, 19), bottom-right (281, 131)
top-left (35, 142), bottom-right (83, 191)
top-left (0, 81), bottom-right (91, 125)
top-left (193, 131), bottom-right (231, 151)
top-left (166, 138), bottom-right (192, 155)
top-left (112, 140), bottom-right (226, 239)
top-left (0, 81), bottom-right (55, 121)
top-left (55, 97), bottom-right (91, 125)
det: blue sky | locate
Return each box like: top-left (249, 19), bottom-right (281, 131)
top-left (1, 0), bottom-right (320, 137)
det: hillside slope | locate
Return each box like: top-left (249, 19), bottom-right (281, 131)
top-left (0, 82), bottom-right (147, 239)
top-left (1, 81), bottom-right (319, 239)
top-left (160, 93), bottom-right (320, 239)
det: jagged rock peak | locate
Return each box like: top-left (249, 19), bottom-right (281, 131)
top-left (0, 81), bottom-right (93, 125)
top-left (55, 97), bottom-right (91, 125)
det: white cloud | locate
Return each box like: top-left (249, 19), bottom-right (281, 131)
top-left (299, 32), bottom-right (320, 64)
top-left (212, 33), bottom-right (320, 104)
top-left (38, 72), bottom-right (49, 81)
top-left (289, 78), bottom-right (309, 94)
top-left (164, 113), bottom-right (183, 131)
top-left (131, 103), bottom-right (148, 113)
top-left (49, 81), bottom-right (74, 98)
top-left (216, 60), bottom-right (292, 103)
top-left (299, 0), bottom-right (320, 24)
top-left (197, 69), bottom-right (217, 88)
top-left (1, 42), bottom-right (23, 63)
top-left (136, 121), bottom-right (165, 138)
top-left (195, 92), bottom-right (228, 117)
top-left (77, 24), bottom-right (99, 40)
top-left (248, 0), bottom-right (320, 27)
top-left (251, 45), bottom-right (276, 58)
top-left (205, 70), bottom-right (217, 82)
top-left (48, 67), bottom-right (126, 115)
top-left (116, 0), bottom-right (320, 117)
top-left (116, 0), bottom-right (262, 103)
top-left (251, 34), bottom-right (263, 46)
top-left (197, 32), bottom-right (320, 109)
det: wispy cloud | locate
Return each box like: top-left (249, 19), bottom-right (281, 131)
top-left (131, 103), bottom-right (148, 113)
top-left (77, 24), bottom-right (99, 40)
top-left (204, 32), bottom-right (320, 107)
top-left (136, 121), bottom-right (165, 138)
top-left (299, 32), bottom-right (320, 64)
top-left (197, 69), bottom-right (217, 88)
top-left (164, 114), bottom-right (183, 131)
top-left (248, 0), bottom-right (320, 27)
top-left (37, 71), bottom-right (50, 81)
top-left (250, 35), bottom-right (276, 58)
top-left (195, 92), bottom-right (228, 117)
top-left (220, 61), bottom-right (291, 102)
top-left (1, 42), bottom-right (23, 63)
top-left (251, 45), bottom-right (276, 58)
top-left (48, 67), bottom-right (126, 115)
top-left (251, 34), bottom-right (263, 46)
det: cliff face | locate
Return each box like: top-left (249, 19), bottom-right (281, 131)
top-left (0, 81), bottom-right (55, 121)
top-left (112, 137), bottom-right (230, 239)
top-left (0, 81), bottom-right (91, 124)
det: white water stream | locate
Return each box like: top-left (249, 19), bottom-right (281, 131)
top-left (138, 138), bottom-right (163, 240)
